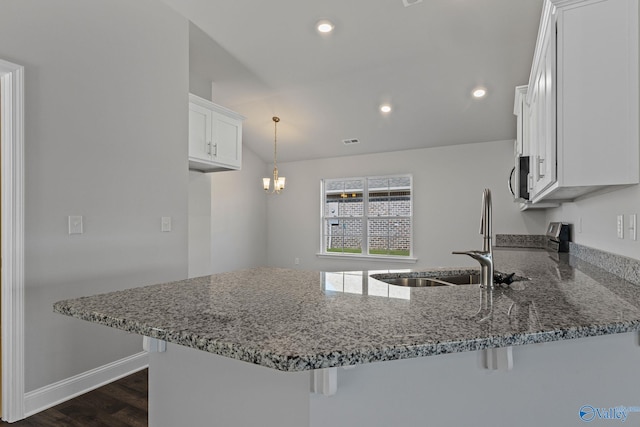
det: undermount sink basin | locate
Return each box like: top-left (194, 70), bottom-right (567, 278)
top-left (386, 274), bottom-right (480, 287)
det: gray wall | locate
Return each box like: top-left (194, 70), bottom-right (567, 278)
top-left (210, 147), bottom-right (268, 273)
top-left (267, 140), bottom-right (547, 271)
top-left (188, 22), bottom-right (215, 102)
top-left (188, 146), bottom-right (268, 278)
top-left (188, 171), bottom-right (213, 278)
top-left (0, 0), bottom-right (190, 391)
top-left (547, 185), bottom-right (640, 259)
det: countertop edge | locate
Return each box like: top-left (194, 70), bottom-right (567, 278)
top-left (53, 301), bottom-right (640, 372)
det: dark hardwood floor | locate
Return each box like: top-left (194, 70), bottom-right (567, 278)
top-left (1, 369), bottom-right (147, 426)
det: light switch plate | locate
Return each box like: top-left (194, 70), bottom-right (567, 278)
top-left (68, 216), bottom-right (83, 235)
top-left (161, 216), bottom-right (172, 232)
top-left (617, 214), bottom-right (624, 239)
top-left (630, 214), bottom-right (637, 241)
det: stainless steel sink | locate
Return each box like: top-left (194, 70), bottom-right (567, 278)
top-left (389, 278), bottom-right (449, 287)
top-left (386, 274), bottom-right (480, 287)
top-left (374, 271), bottom-right (525, 288)
top-left (438, 274), bottom-right (480, 285)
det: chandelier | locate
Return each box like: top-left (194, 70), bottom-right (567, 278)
top-left (263, 116), bottom-right (286, 194)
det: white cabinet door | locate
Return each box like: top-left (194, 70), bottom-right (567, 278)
top-left (189, 102), bottom-right (213, 162)
top-left (537, 33), bottom-right (556, 196)
top-left (211, 111), bottom-right (242, 169)
top-left (514, 86), bottom-right (526, 158)
top-left (527, 81), bottom-right (538, 195)
top-left (557, 0), bottom-right (638, 188)
top-left (188, 94), bottom-right (244, 172)
top-left (529, 9), bottom-right (556, 200)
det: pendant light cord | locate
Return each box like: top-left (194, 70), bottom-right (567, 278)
top-left (273, 117), bottom-right (278, 169)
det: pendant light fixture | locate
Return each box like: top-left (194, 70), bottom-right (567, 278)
top-left (263, 116), bottom-right (286, 194)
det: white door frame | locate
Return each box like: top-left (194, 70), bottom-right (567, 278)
top-left (0, 58), bottom-right (25, 422)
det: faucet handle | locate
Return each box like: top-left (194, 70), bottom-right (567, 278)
top-left (452, 250), bottom-right (483, 256)
top-left (452, 250), bottom-right (492, 267)
top-left (453, 250), bottom-right (469, 256)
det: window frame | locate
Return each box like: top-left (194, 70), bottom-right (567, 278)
top-left (318, 174), bottom-right (417, 263)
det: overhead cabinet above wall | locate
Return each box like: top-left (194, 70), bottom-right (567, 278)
top-left (188, 93), bottom-right (244, 172)
top-left (513, 0), bottom-right (639, 206)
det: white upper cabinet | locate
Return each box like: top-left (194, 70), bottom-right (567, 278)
top-left (188, 94), bottom-right (244, 172)
top-left (528, 9), bottom-right (557, 199)
top-left (519, 0), bottom-right (639, 204)
top-left (513, 85), bottom-right (560, 210)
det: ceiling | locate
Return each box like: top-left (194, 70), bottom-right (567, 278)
top-left (163, 0), bottom-right (543, 163)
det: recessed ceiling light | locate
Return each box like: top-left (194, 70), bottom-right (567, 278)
top-left (380, 104), bottom-right (392, 113)
top-left (317, 20), bottom-right (334, 33)
top-left (472, 88), bottom-right (487, 98)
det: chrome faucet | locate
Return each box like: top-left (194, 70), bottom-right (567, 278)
top-left (453, 188), bottom-right (494, 289)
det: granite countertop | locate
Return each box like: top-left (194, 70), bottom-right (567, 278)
top-left (53, 248), bottom-right (640, 372)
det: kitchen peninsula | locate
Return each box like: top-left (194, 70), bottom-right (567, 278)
top-left (54, 249), bottom-right (640, 426)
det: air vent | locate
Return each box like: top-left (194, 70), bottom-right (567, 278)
top-left (342, 138), bottom-right (360, 145)
top-left (402, 0), bottom-right (423, 7)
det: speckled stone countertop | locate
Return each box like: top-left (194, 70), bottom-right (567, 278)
top-left (53, 249), bottom-right (640, 372)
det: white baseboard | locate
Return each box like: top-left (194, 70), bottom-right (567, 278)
top-left (24, 351), bottom-right (149, 418)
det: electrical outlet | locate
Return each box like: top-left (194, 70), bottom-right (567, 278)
top-left (68, 216), bottom-right (83, 235)
top-left (577, 217), bottom-right (582, 234)
top-left (294, 257), bottom-right (300, 265)
top-left (630, 214), bottom-right (637, 241)
top-left (617, 215), bottom-right (624, 239)
top-left (161, 217), bottom-right (172, 232)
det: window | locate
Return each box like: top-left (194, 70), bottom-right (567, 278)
top-left (321, 175), bottom-right (413, 258)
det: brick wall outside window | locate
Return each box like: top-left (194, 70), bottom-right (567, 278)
top-left (322, 175), bottom-right (412, 256)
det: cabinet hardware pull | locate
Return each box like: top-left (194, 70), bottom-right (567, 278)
top-left (538, 156), bottom-right (545, 178)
